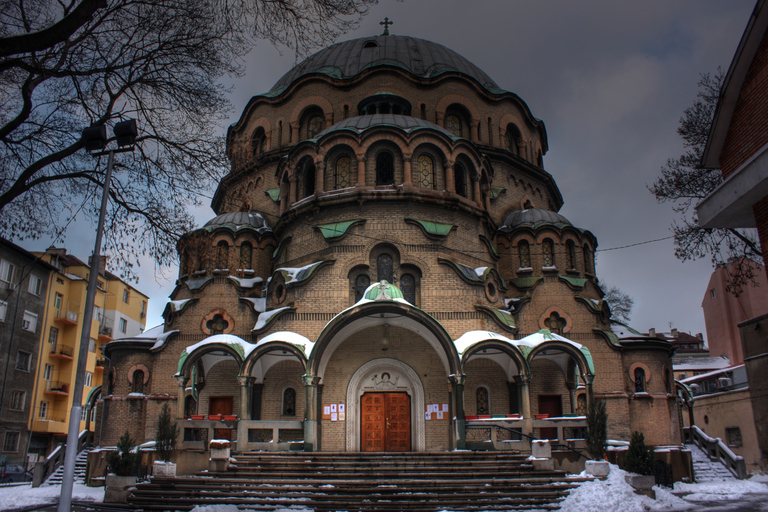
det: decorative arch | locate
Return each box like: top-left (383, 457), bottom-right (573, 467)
top-left (345, 358), bottom-right (426, 452)
top-left (201, 309), bottom-right (235, 335)
top-left (127, 364), bottom-right (150, 385)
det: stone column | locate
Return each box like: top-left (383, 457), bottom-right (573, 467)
top-left (445, 160), bottom-right (455, 193)
top-left (517, 374), bottom-right (532, 419)
top-left (237, 376), bottom-right (255, 420)
top-left (289, 122), bottom-right (298, 144)
top-left (175, 375), bottom-right (189, 419)
top-left (403, 153), bottom-right (413, 188)
top-left (473, 122), bottom-right (481, 143)
top-left (356, 155), bottom-right (366, 186)
top-left (303, 374), bottom-right (321, 451)
top-left (450, 374), bottom-right (466, 449)
top-left (289, 175), bottom-right (297, 205)
top-left (315, 160), bottom-right (325, 194)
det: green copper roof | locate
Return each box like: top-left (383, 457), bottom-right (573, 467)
top-left (406, 218), bottom-right (457, 238)
top-left (364, 280), bottom-right (404, 300)
top-left (314, 219), bottom-right (365, 240)
top-left (265, 188), bottom-right (281, 203)
top-left (559, 276), bottom-right (587, 289)
top-left (491, 186), bottom-right (506, 199)
top-left (475, 305), bottom-right (516, 331)
top-left (509, 276), bottom-right (543, 290)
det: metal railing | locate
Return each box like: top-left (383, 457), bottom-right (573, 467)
top-left (33, 430), bottom-right (92, 487)
top-left (465, 422), bottom-right (589, 459)
top-left (684, 425), bottom-right (747, 479)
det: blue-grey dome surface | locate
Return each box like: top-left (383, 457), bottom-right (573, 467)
top-left (501, 209), bottom-right (572, 230)
top-left (204, 211), bottom-right (271, 233)
top-left (271, 35), bottom-right (500, 93)
top-left (316, 114), bottom-right (454, 138)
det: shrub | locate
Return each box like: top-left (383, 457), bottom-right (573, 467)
top-left (106, 431), bottom-right (140, 477)
top-left (621, 431), bottom-right (654, 476)
top-left (586, 398), bottom-right (607, 460)
top-left (155, 403), bottom-right (178, 462)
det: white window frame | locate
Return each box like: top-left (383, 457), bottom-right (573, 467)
top-left (28, 274), bottom-right (42, 296)
top-left (15, 351), bottom-right (31, 372)
top-left (119, 317), bottom-right (127, 334)
top-left (39, 401), bottom-right (48, 419)
top-left (0, 299), bottom-right (6, 322)
top-left (123, 289), bottom-right (129, 303)
top-left (3, 431), bottom-right (20, 452)
top-left (9, 390), bottom-right (25, 411)
top-left (53, 292), bottom-right (62, 311)
top-left (90, 404), bottom-right (97, 423)
top-left (88, 338), bottom-right (96, 353)
top-left (43, 364), bottom-right (53, 381)
top-left (85, 371), bottom-right (92, 387)
top-left (0, 259), bottom-right (15, 285)
top-left (22, 310), bottom-right (38, 332)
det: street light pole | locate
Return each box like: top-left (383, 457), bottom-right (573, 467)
top-left (58, 120), bottom-right (136, 512)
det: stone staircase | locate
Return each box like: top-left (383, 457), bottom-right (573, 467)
top-left (687, 443), bottom-right (738, 483)
top-left (44, 449), bottom-right (89, 485)
top-left (128, 451), bottom-right (592, 511)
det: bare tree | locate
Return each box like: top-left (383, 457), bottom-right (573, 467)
top-left (650, 70), bottom-right (762, 295)
top-left (0, 0), bottom-right (374, 279)
top-left (603, 284), bottom-right (634, 323)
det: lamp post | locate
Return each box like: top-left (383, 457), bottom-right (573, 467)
top-left (58, 120), bottom-right (137, 512)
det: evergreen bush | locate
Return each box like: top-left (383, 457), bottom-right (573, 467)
top-left (621, 431), bottom-right (654, 476)
top-left (586, 398), bottom-right (607, 460)
top-left (155, 403), bottom-right (178, 462)
top-left (106, 431), bottom-right (140, 476)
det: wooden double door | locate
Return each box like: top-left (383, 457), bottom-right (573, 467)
top-left (361, 392), bottom-right (411, 452)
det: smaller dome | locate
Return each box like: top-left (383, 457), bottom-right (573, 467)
top-left (364, 280), bottom-right (404, 301)
top-left (500, 208), bottom-right (572, 231)
top-left (204, 211), bottom-right (271, 233)
top-left (317, 114), bottom-right (454, 139)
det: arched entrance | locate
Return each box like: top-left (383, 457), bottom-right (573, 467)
top-left (346, 358), bottom-right (425, 452)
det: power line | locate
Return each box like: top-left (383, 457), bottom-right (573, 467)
top-left (596, 235), bottom-right (674, 252)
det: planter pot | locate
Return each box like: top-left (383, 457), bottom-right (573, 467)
top-left (465, 415), bottom-right (478, 420)
top-left (222, 415), bottom-right (237, 421)
top-left (153, 461), bottom-right (176, 477)
top-left (190, 415), bottom-right (204, 420)
top-left (478, 415), bottom-right (491, 419)
top-left (535, 414), bottom-right (549, 419)
top-left (625, 473), bottom-right (655, 491)
top-left (585, 460), bottom-right (611, 477)
top-left (208, 414), bottom-right (222, 421)
top-left (104, 474), bottom-right (137, 503)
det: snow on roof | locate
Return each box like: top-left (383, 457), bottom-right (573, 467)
top-left (680, 363), bottom-right (745, 384)
top-left (167, 299), bottom-right (194, 313)
top-left (253, 306), bottom-right (291, 330)
top-left (182, 334), bottom-right (256, 362)
top-left (609, 322), bottom-right (648, 338)
top-left (241, 297), bottom-right (267, 313)
top-left (150, 329), bottom-right (180, 350)
top-left (135, 324), bottom-right (165, 339)
top-left (673, 356), bottom-right (731, 372)
top-left (517, 329), bottom-right (582, 349)
top-left (453, 329), bottom-right (582, 355)
top-left (256, 331), bottom-right (314, 356)
top-left (228, 275), bottom-right (264, 289)
top-left (276, 261), bottom-right (325, 284)
top-left (474, 266), bottom-right (489, 277)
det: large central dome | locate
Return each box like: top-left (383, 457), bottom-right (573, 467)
top-left (271, 35), bottom-right (500, 93)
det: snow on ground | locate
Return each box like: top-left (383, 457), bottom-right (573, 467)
top-left (1, 467), bottom-right (766, 512)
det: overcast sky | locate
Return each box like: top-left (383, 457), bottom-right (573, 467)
top-left (32, 0), bottom-right (762, 344)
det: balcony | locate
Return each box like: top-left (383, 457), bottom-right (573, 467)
top-left (50, 344), bottom-right (74, 361)
top-left (54, 309), bottom-right (78, 326)
top-left (98, 327), bottom-right (113, 342)
top-left (94, 358), bottom-right (107, 371)
top-left (44, 381), bottom-right (70, 396)
top-left (32, 409), bottom-right (68, 434)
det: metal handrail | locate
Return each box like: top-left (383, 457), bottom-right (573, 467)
top-left (465, 423), bottom-right (589, 459)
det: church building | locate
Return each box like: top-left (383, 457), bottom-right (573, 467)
top-left (98, 30), bottom-right (679, 462)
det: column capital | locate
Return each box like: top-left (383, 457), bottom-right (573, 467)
top-left (515, 374), bottom-right (531, 385)
top-left (448, 374), bottom-right (466, 386)
top-left (175, 375), bottom-right (189, 387)
top-left (302, 374), bottom-right (321, 386)
top-left (237, 376), bottom-right (255, 387)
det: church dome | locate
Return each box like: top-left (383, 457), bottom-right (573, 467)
top-left (500, 208), bottom-right (572, 231)
top-left (271, 35), bottom-right (500, 93)
top-left (203, 211), bottom-right (272, 233)
top-left (316, 114), bottom-right (454, 139)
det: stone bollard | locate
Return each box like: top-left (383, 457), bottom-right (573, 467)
top-left (530, 439), bottom-right (554, 471)
top-left (209, 439), bottom-right (231, 472)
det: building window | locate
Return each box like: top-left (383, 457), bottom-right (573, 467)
top-left (446, 114), bottom-right (462, 137)
top-left (123, 289), bottom-right (129, 303)
top-left (53, 292), bottom-right (62, 311)
top-left (583, 245), bottom-right (594, 274)
top-left (283, 388), bottom-right (296, 416)
top-left (90, 404), bottom-right (97, 423)
top-left (252, 127), bottom-right (266, 155)
top-left (545, 312), bottom-right (566, 335)
top-left (48, 327), bottom-right (59, 353)
top-left (22, 310), bottom-right (37, 332)
top-left (417, 155), bottom-right (434, 189)
top-left (335, 156), bottom-right (351, 189)
top-left (518, 241), bottom-right (531, 268)
top-left (476, 387), bottom-right (489, 415)
top-left (9, 391), bottom-right (25, 411)
top-left (239, 243), bottom-right (252, 269)
top-left (401, 273), bottom-right (416, 304)
top-left (39, 401), bottom-right (48, 419)
top-left (307, 115), bottom-right (323, 139)
top-left (710, 289), bottom-right (716, 298)
top-left (16, 351), bottom-right (31, 371)
top-left (0, 299), bottom-right (6, 322)
top-left (377, 254), bottom-right (394, 283)
top-left (565, 241), bottom-right (576, 270)
top-left (542, 239), bottom-right (555, 267)
top-left (454, 163), bottom-right (467, 197)
top-left (634, 367), bottom-right (646, 393)
top-left (88, 338), bottom-right (96, 353)
top-left (505, 123), bottom-right (522, 155)
top-left (44, 364), bottom-right (53, 381)
top-left (302, 162), bottom-right (316, 198)
top-left (0, 259), bottom-right (15, 285)
top-left (132, 370), bottom-right (144, 394)
top-left (85, 371), bottom-right (93, 387)
top-left (3, 432), bottom-right (20, 452)
top-left (376, 151), bottom-right (394, 186)
top-left (119, 317), bottom-right (127, 334)
top-left (726, 427), bottom-right (742, 448)
top-left (215, 241), bottom-right (228, 269)
top-left (354, 274), bottom-right (370, 302)
top-left (141, 301), bottom-right (146, 318)
top-left (28, 274), bottom-right (42, 296)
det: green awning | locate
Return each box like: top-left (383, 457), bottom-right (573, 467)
top-left (406, 218), bottom-right (457, 238)
top-left (314, 219), bottom-right (365, 240)
top-left (265, 188), bottom-right (281, 202)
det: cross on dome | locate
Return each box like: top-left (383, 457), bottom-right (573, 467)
top-left (380, 17), bottom-right (393, 36)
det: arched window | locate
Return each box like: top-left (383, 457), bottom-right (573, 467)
top-left (476, 387), bottom-right (489, 415)
top-left (377, 253), bottom-right (393, 283)
top-left (455, 163), bottom-right (467, 197)
top-left (446, 114), bottom-right (462, 137)
top-left (565, 241), bottom-right (576, 270)
top-left (583, 245), bottom-right (594, 274)
top-left (376, 151), bottom-right (394, 185)
top-left (505, 123), bottom-right (522, 155)
top-left (239, 243), bottom-right (252, 270)
top-left (576, 394), bottom-right (587, 416)
top-left (216, 241), bottom-right (228, 269)
top-left (206, 314), bottom-right (228, 335)
top-left (634, 368), bottom-right (646, 393)
top-left (185, 396), bottom-right (197, 417)
top-left (518, 241), bottom-right (531, 268)
top-left (302, 162), bottom-right (316, 199)
top-left (335, 156), bottom-right (351, 189)
top-left (307, 115), bottom-right (323, 139)
top-left (417, 155), bottom-right (434, 189)
top-left (252, 127), bottom-right (266, 156)
top-left (545, 312), bottom-right (566, 335)
top-left (401, 273), bottom-right (415, 304)
top-left (542, 239), bottom-right (554, 267)
top-left (354, 274), bottom-right (370, 302)
top-left (132, 370), bottom-right (144, 394)
top-left (283, 388), bottom-right (296, 416)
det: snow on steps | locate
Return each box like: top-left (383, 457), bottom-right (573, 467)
top-left (686, 443), bottom-right (738, 483)
top-left (43, 449), bottom-right (89, 486)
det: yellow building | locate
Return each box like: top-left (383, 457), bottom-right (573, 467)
top-left (28, 247), bottom-right (148, 458)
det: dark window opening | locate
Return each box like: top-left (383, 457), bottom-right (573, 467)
top-left (132, 370), bottom-right (144, 394)
top-left (283, 388), bottom-right (296, 416)
top-left (355, 274), bottom-right (370, 302)
top-left (455, 164), bottom-right (467, 197)
top-left (634, 367), bottom-right (645, 393)
top-left (377, 254), bottom-right (394, 283)
top-left (401, 273), bottom-right (416, 304)
top-left (476, 387), bottom-right (489, 415)
top-left (376, 152), bottom-right (394, 185)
